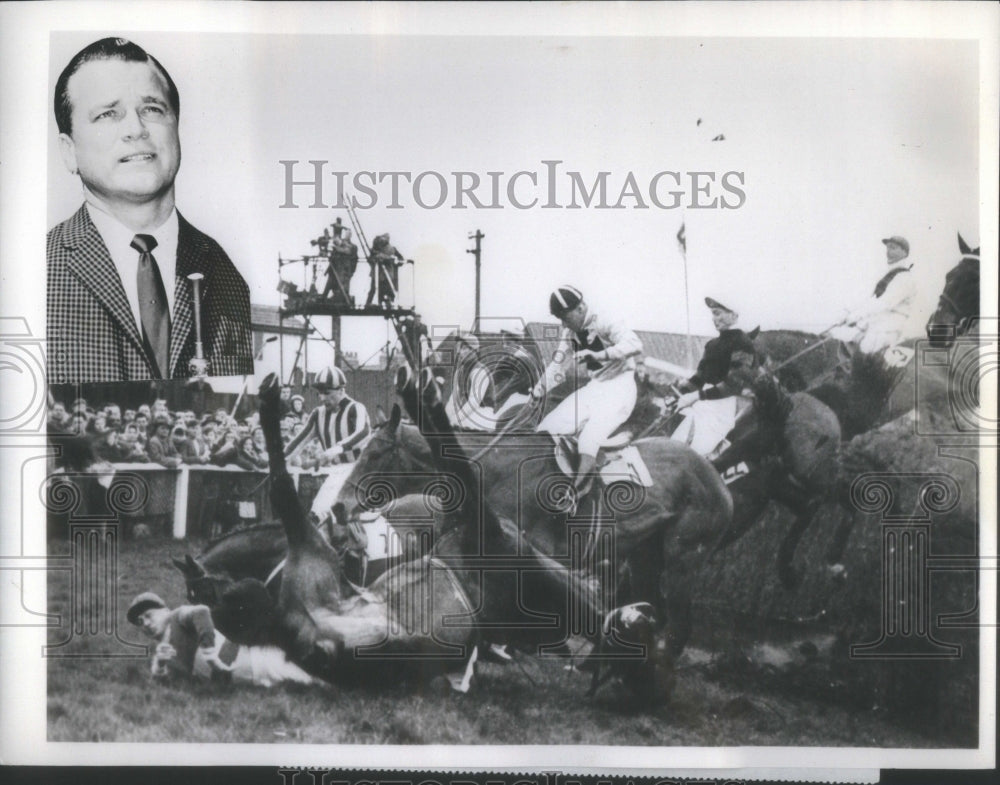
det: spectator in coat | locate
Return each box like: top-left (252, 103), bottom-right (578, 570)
top-left (118, 423), bottom-right (150, 462)
top-left (147, 417), bottom-right (181, 468)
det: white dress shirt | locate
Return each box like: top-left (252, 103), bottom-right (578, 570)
top-left (85, 202), bottom-right (179, 333)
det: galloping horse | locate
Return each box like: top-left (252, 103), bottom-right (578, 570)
top-left (927, 234), bottom-right (980, 348)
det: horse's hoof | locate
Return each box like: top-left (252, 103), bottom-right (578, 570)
top-left (259, 372), bottom-right (281, 402)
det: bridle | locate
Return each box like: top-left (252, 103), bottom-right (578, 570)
top-left (933, 254), bottom-right (980, 334)
top-left (338, 423), bottom-right (437, 514)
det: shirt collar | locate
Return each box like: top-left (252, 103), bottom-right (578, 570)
top-left (85, 201), bottom-right (180, 323)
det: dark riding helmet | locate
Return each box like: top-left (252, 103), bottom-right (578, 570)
top-left (549, 285), bottom-right (583, 318)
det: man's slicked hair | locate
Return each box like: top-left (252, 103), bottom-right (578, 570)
top-left (54, 37), bottom-right (180, 135)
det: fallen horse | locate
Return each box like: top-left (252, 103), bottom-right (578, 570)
top-left (180, 372), bottom-right (666, 699)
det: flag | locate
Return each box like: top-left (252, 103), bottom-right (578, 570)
top-left (676, 221), bottom-right (686, 255)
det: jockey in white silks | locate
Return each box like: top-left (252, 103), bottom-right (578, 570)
top-left (284, 366), bottom-right (372, 521)
top-left (531, 285), bottom-right (643, 491)
top-left (444, 331), bottom-right (496, 431)
top-left (829, 235), bottom-right (917, 357)
top-left (672, 297), bottom-right (758, 458)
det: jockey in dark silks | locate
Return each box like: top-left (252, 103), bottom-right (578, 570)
top-left (672, 297), bottom-right (760, 459)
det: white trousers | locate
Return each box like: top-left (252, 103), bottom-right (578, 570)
top-left (308, 461), bottom-right (359, 518)
top-left (829, 314), bottom-right (908, 354)
top-left (671, 395), bottom-right (750, 457)
top-left (537, 373), bottom-right (637, 457)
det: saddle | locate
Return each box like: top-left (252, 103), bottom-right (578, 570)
top-left (552, 430), bottom-right (654, 497)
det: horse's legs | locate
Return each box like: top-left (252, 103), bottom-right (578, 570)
top-left (771, 479), bottom-right (821, 589)
top-left (658, 529), bottom-right (695, 657)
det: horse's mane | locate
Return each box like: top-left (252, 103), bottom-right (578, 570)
top-left (750, 373), bottom-right (793, 427)
top-left (808, 351), bottom-right (904, 439)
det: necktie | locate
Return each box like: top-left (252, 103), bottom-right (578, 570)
top-left (131, 234), bottom-right (170, 378)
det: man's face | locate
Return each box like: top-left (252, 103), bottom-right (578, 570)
top-left (320, 387), bottom-right (346, 407)
top-left (885, 241), bottom-right (907, 264)
top-left (136, 414), bottom-right (148, 430)
top-left (138, 607), bottom-right (169, 638)
top-left (156, 424), bottom-right (169, 439)
top-left (52, 403), bottom-right (67, 420)
top-left (711, 307), bottom-right (738, 332)
top-left (280, 387), bottom-right (291, 401)
top-left (58, 58), bottom-right (181, 210)
top-left (122, 425), bottom-right (138, 444)
top-left (560, 303), bottom-right (588, 333)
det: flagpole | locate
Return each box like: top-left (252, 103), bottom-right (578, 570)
top-left (677, 217), bottom-right (693, 369)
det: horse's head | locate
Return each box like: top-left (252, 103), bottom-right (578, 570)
top-left (927, 234), bottom-right (980, 348)
top-left (335, 403), bottom-right (438, 523)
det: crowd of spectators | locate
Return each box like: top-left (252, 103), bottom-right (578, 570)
top-left (47, 386), bottom-right (340, 472)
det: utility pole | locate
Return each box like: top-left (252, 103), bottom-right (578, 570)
top-left (467, 229), bottom-right (484, 332)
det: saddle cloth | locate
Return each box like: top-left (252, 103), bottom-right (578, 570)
top-left (553, 435), bottom-right (654, 489)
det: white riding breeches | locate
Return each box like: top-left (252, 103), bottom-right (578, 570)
top-left (537, 373), bottom-right (637, 457)
top-left (672, 395), bottom-right (750, 457)
top-left (308, 461), bottom-right (358, 518)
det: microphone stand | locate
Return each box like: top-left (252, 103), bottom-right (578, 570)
top-left (187, 273), bottom-right (209, 381)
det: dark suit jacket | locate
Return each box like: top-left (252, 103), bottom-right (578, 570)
top-left (47, 206), bottom-right (254, 383)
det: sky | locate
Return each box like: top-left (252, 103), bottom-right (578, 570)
top-left (47, 30), bottom-right (983, 368)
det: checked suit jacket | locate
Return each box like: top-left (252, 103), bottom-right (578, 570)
top-left (47, 206), bottom-right (254, 384)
